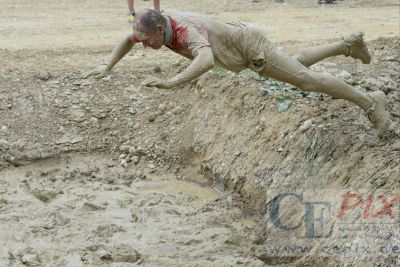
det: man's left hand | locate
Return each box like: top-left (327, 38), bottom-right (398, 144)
top-left (141, 77), bottom-right (173, 89)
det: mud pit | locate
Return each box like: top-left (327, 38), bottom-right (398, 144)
top-left (0, 155), bottom-right (261, 266)
top-left (1, 0), bottom-right (400, 266)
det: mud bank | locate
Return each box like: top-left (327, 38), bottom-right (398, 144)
top-left (183, 37), bottom-right (400, 265)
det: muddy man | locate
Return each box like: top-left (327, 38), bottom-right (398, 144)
top-left (82, 9), bottom-right (392, 137)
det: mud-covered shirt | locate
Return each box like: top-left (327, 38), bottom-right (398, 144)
top-left (132, 11), bottom-right (273, 73)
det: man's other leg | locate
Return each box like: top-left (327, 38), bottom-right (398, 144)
top-left (294, 32), bottom-right (371, 67)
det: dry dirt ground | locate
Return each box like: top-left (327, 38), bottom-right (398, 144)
top-left (0, 0), bottom-right (399, 266)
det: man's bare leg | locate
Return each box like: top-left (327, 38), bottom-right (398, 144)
top-left (262, 48), bottom-right (391, 137)
top-left (294, 32), bottom-right (372, 67)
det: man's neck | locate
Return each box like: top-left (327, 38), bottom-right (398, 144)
top-left (164, 16), bottom-right (173, 45)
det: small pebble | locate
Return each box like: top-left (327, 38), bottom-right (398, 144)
top-left (153, 66), bottom-right (162, 73)
top-left (89, 117), bottom-right (99, 124)
top-left (148, 114), bottom-right (157, 122)
top-left (132, 156), bottom-right (140, 164)
top-left (299, 119), bottom-right (312, 132)
top-left (97, 249), bottom-right (112, 260)
top-left (121, 159), bottom-right (128, 168)
top-left (21, 254), bottom-right (40, 266)
top-left (119, 145), bottom-right (130, 152)
top-left (128, 146), bottom-right (136, 155)
top-left (128, 107), bottom-right (137, 115)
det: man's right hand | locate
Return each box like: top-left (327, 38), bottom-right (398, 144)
top-left (80, 64), bottom-right (109, 79)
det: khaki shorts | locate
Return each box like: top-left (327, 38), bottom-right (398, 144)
top-left (230, 24), bottom-right (276, 73)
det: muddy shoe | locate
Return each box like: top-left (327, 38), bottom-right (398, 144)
top-left (128, 13), bottom-right (135, 23)
top-left (366, 91), bottom-right (392, 138)
top-left (343, 32), bottom-right (372, 64)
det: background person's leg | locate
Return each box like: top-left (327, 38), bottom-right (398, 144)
top-left (294, 32), bottom-right (371, 67)
top-left (127, 0), bottom-right (135, 22)
top-left (154, 0), bottom-right (160, 11)
top-left (127, 0), bottom-right (134, 14)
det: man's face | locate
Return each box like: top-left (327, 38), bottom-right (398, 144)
top-left (133, 22), bottom-right (165, 49)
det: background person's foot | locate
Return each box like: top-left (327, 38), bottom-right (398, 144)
top-left (128, 11), bottom-right (135, 23)
top-left (343, 32), bottom-right (372, 64)
top-left (366, 91), bottom-right (392, 138)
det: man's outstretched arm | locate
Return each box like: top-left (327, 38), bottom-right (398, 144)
top-left (143, 47), bottom-right (215, 89)
top-left (81, 34), bottom-right (135, 79)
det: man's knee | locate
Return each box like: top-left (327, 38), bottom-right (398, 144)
top-left (293, 51), bottom-right (308, 67)
top-left (293, 70), bottom-right (320, 91)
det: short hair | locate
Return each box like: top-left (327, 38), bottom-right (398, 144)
top-left (136, 9), bottom-right (167, 33)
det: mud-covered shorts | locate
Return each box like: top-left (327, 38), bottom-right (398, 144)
top-left (227, 23), bottom-right (276, 73)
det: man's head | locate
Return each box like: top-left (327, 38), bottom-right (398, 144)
top-left (133, 9), bottom-right (167, 49)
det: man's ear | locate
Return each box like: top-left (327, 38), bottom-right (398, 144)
top-left (157, 25), bottom-right (165, 32)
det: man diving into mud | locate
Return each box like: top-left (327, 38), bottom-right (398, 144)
top-left (82, 9), bottom-right (392, 138)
